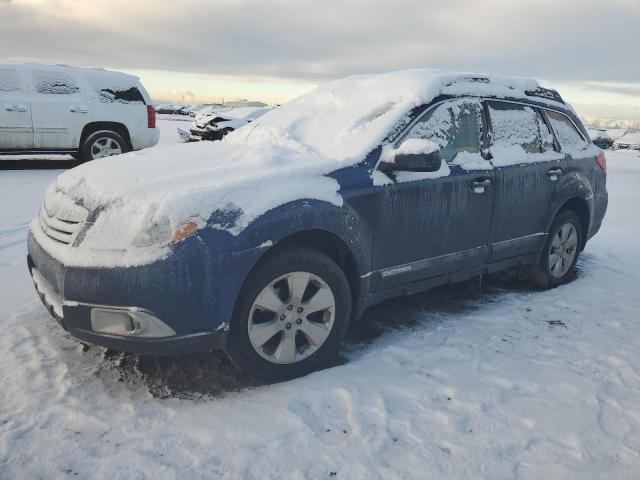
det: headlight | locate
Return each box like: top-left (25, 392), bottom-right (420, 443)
top-left (132, 218), bottom-right (172, 247)
top-left (132, 217), bottom-right (202, 248)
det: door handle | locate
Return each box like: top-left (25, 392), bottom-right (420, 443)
top-left (69, 107), bottom-right (89, 113)
top-left (5, 105), bottom-right (27, 112)
top-left (547, 167), bottom-right (563, 181)
top-left (470, 178), bottom-right (492, 194)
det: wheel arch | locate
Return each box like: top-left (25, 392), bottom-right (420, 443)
top-left (259, 229), bottom-right (362, 306)
top-left (79, 122), bottom-right (132, 150)
top-left (551, 196), bottom-right (590, 250)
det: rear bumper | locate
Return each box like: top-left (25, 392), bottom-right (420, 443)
top-left (130, 127), bottom-right (160, 150)
top-left (27, 231), bottom-right (228, 356)
top-left (588, 190), bottom-right (608, 241)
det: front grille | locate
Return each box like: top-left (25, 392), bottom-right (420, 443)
top-left (39, 193), bottom-right (89, 246)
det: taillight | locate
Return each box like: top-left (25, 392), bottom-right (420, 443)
top-left (147, 105), bottom-right (156, 128)
top-left (596, 151), bottom-right (607, 172)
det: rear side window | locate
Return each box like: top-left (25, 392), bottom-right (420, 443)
top-left (546, 110), bottom-right (588, 150)
top-left (399, 99), bottom-right (483, 163)
top-left (33, 71), bottom-right (80, 95)
top-left (96, 87), bottom-right (146, 104)
top-left (84, 72), bottom-right (147, 105)
top-left (0, 69), bottom-right (22, 92)
top-left (487, 101), bottom-right (551, 153)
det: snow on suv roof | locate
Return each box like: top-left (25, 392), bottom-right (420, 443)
top-left (1, 63), bottom-right (141, 82)
top-left (233, 68), bottom-right (560, 162)
top-left (1, 63), bottom-right (146, 99)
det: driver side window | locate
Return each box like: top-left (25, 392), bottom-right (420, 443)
top-left (397, 99), bottom-right (483, 164)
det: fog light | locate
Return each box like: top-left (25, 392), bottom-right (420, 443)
top-left (91, 309), bottom-right (137, 336)
top-left (90, 308), bottom-right (176, 338)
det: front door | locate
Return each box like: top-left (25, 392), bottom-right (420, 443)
top-left (372, 98), bottom-right (495, 290)
top-left (0, 67), bottom-right (34, 150)
top-left (29, 70), bottom-right (90, 150)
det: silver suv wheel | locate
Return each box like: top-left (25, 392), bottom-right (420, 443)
top-left (90, 137), bottom-right (123, 159)
top-left (248, 271), bottom-right (336, 364)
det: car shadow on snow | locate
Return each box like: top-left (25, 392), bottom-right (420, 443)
top-left (84, 266), bottom-right (565, 399)
top-left (0, 158), bottom-right (82, 170)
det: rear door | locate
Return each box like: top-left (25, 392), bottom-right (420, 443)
top-left (0, 67), bottom-right (34, 150)
top-left (30, 70), bottom-right (91, 150)
top-left (371, 98), bottom-right (495, 290)
top-left (485, 100), bottom-right (563, 262)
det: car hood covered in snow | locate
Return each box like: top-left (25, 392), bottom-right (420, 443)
top-left (34, 69), bottom-right (556, 267)
top-left (36, 138), bottom-right (344, 266)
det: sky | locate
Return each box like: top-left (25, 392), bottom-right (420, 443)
top-left (1, 0), bottom-right (639, 120)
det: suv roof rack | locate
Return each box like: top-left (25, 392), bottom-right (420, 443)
top-left (524, 87), bottom-right (564, 104)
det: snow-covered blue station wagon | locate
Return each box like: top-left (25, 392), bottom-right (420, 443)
top-left (28, 69), bottom-right (608, 380)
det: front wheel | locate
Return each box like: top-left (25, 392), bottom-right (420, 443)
top-left (79, 130), bottom-right (129, 162)
top-left (226, 248), bottom-right (351, 381)
top-left (530, 210), bottom-right (583, 289)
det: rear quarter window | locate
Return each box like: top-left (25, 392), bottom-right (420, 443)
top-left (546, 110), bottom-right (588, 150)
top-left (33, 71), bottom-right (80, 95)
top-left (487, 101), bottom-right (549, 153)
top-left (0, 69), bottom-right (23, 93)
top-left (96, 87), bottom-right (146, 105)
top-left (84, 72), bottom-right (147, 105)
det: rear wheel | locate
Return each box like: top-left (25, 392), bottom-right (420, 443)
top-left (226, 248), bottom-right (351, 381)
top-left (79, 130), bottom-right (129, 162)
top-left (530, 210), bottom-right (583, 289)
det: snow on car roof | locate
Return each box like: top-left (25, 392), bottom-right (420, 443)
top-left (234, 68), bottom-right (554, 162)
top-left (588, 129), bottom-right (612, 140)
top-left (1, 63), bottom-right (141, 84)
top-left (221, 106), bottom-right (272, 120)
top-left (615, 131), bottom-right (640, 145)
top-left (1, 63), bottom-right (146, 99)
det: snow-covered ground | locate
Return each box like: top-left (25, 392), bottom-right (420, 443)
top-left (1, 133), bottom-right (639, 477)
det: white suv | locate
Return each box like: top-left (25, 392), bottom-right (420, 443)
top-left (0, 64), bottom-right (159, 161)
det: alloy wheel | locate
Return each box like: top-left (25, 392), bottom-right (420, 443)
top-left (548, 222), bottom-right (578, 278)
top-left (90, 137), bottom-right (123, 159)
top-left (247, 271), bottom-right (336, 364)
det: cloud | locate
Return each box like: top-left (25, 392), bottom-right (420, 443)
top-left (0, 0), bottom-right (638, 86)
top-left (582, 83), bottom-right (640, 97)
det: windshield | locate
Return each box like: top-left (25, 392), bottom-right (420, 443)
top-left (226, 69), bottom-right (545, 163)
top-left (228, 74), bottom-right (425, 162)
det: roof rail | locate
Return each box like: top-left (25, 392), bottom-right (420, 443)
top-left (525, 87), bottom-right (564, 104)
top-left (443, 76), bottom-right (490, 87)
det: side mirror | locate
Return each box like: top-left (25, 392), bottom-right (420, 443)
top-left (380, 139), bottom-right (442, 173)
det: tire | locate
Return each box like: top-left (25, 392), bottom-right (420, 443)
top-left (226, 247), bottom-right (352, 382)
top-left (79, 130), bottom-right (129, 162)
top-left (529, 210), bottom-right (583, 289)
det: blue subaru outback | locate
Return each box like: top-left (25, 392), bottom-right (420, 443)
top-left (28, 70), bottom-right (608, 380)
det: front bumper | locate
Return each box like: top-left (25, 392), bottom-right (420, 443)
top-left (27, 232), bottom-right (228, 356)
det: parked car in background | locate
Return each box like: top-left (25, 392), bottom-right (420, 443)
top-left (183, 104), bottom-right (205, 116)
top-left (178, 106), bottom-right (272, 142)
top-left (155, 104), bottom-right (184, 115)
top-left (27, 69), bottom-right (607, 381)
top-left (588, 128), bottom-right (614, 149)
top-left (0, 64), bottom-right (158, 161)
top-left (613, 131), bottom-right (640, 151)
